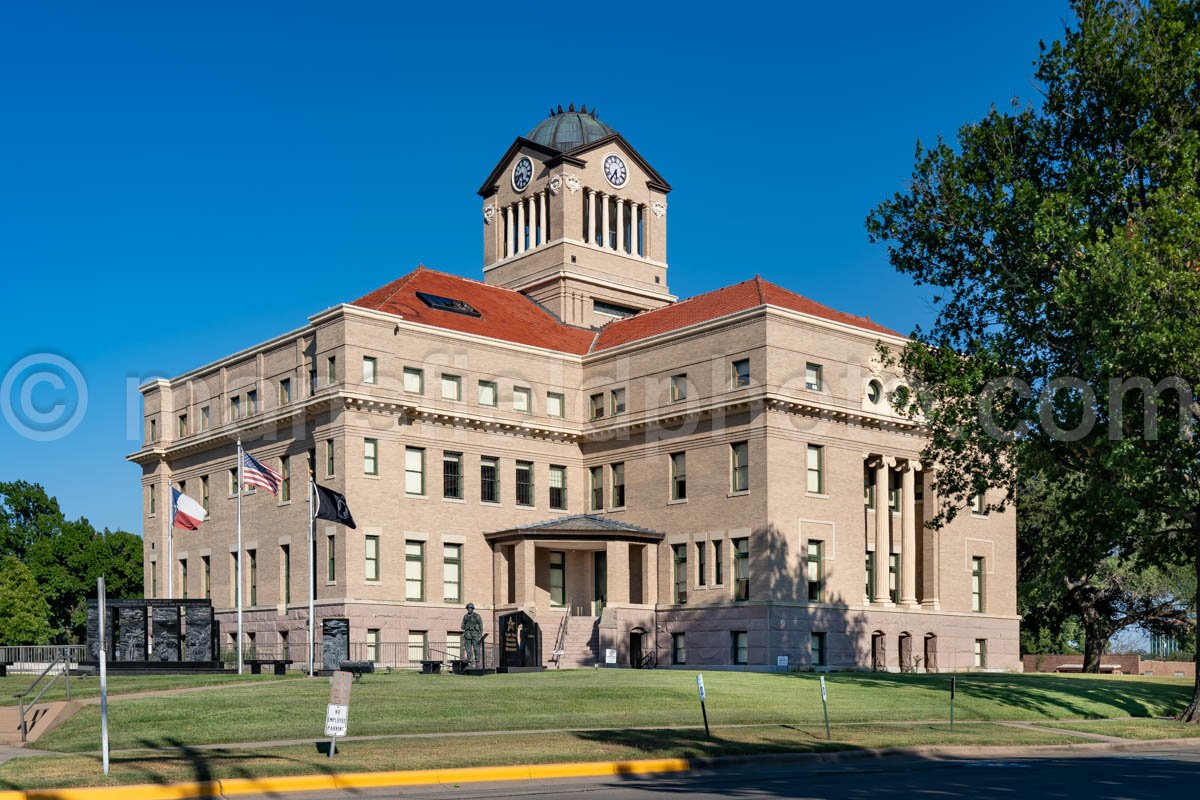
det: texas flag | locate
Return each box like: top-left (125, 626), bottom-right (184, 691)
top-left (171, 488), bottom-right (206, 531)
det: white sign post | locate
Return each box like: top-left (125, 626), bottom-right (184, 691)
top-left (696, 674), bottom-right (710, 738)
top-left (605, 648), bottom-right (617, 665)
top-left (777, 655), bottom-right (789, 670)
top-left (819, 675), bottom-right (831, 740)
top-left (98, 577), bottom-right (110, 775)
top-left (325, 670), bottom-right (352, 757)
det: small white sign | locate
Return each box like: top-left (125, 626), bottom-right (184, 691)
top-left (820, 675), bottom-right (827, 702)
top-left (605, 648), bottom-right (617, 664)
top-left (777, 655), bottom-right (789, 668)
top-left (324, 703), bottom-right (348, 737)
top-left (696, 673), bottom-right (706, 703)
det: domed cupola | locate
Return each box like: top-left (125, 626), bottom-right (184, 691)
top-left (526, 104), bottom-right (615, 152)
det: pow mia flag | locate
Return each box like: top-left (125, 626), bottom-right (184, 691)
top-left (313, 482), bottom-right (357, 529)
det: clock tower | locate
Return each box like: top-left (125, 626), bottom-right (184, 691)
top-left (477, 105), bottom-right (674, 328)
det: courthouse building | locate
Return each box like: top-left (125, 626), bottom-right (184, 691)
top-left (130, 107), bottom-right (1019, 671)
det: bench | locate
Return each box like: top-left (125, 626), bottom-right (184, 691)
top-left (339, 660), bottom-right (374, 681)
top-left (420, 660), bottom-right (443, 674)
top-left (0, 662), bottom-right (11, 678)
top-left (244, 658), bottom-right (293, 676)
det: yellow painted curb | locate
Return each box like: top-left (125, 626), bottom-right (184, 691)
top-left (8, 756), bottom-right (693, 800)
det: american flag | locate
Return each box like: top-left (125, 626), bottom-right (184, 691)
top-left (242, 450), bottom-right (283, 495)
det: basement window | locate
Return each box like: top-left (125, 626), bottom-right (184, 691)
top-left (416, 291), bottom-right (482, 317)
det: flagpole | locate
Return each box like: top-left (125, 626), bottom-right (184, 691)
top-left (236, 437), bottom-right (244, 676)
top-left (167, 487), bottom-right (174, 599)
top-left (308, 477), bottom-right (316, 677)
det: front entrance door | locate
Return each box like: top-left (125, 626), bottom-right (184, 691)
top-left (593, 552), bottom-right (607, 615)
top-left (629, 631), bottom-right (643, 668)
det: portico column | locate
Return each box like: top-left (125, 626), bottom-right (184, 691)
top-left (516, 198), bottom-right (526, 254)
top-left (632, 203), bottom-right (642, 256)
top-left (587, 189), bottom-right (597, 246)
top-left (505, 205), bottom-right (515, 258)
top-left (873, 457), bottom-right (893, 605)
top-left (616, 198), bottom-right (625, 252)
top-left (900, 462), bottom-right (919, 607)
top-left (601, 192), bottom-right (611, 249)
top-left (538, 190), bottom-right (547, 245)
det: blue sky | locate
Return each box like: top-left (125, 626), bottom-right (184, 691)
top-left (0, 1), bottom-right (1070, 533)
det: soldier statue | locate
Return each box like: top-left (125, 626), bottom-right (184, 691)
top-left (461, 602), bottom-right (484, 668)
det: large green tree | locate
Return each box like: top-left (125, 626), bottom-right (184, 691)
top-left (0, 556), bottom-right (54, 645)
top-left (867, 0), bottom-right (1200, 720)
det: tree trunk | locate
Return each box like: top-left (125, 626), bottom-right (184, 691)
top-left (1179, 531), bottom-right (1200, 723)
top-left (1080, 607), bottom-right (1109, 674)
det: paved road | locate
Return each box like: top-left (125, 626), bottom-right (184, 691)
top-left (250, 746), bottom-right (1200, 800)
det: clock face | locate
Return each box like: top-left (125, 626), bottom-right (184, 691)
top-left (512, 156), bottom-right (533, 192)
top-left (603, 153), bottom-right (628, 188)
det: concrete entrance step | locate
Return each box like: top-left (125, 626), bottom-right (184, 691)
top-left (0, 700), bottom-right (81, 745)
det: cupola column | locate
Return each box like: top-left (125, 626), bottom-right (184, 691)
top-left (587, 189), bottom-right (597, 247)
top-left (616, 197), bottom-right (625, 253)
top-left (538, 190), bottom-right (547, 245)
top-left (505, 204), bottom-right (515, 258)
top-left (516, 198), bottom-right (526, 254)
top-left (527, 195), bottom-right (537, 249)
top-left (631, 203), bottom-right (642, 256)
top-left (601, 192), bottom-right (611, 250)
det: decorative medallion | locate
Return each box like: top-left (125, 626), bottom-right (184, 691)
top-left (482, 203), bottom-right (495, 225)
top-left (652, 200), bottom-right (666, 219)
top-left (565, 174), bottom-right (581, 194)
top-left (548, 175), bottom-right (562, 195)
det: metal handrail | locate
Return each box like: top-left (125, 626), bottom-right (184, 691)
top-left (13, 652), bottom-right (71, 743)
top-left (551, 614), bottom-right (569, 669)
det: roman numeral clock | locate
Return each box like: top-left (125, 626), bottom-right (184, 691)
top-left (603, 153), bottom-right (628, 188)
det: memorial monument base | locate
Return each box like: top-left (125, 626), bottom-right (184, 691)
top-left (77, 660), bottom-right (227, 675)
top-left (495, 666), bottom-right (545, 673)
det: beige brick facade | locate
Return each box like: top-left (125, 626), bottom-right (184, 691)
top-left (130, 109), bottom-right (1019, 672)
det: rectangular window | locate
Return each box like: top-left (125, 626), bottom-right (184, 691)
top-left (549, 465), bottom-right (567, 510)
top-left (731, 441), bottom-right (749, 492)
top-left (805, 362), bottom-right (823, 391)
top-left (229, 396), bottom-right (241, 421)
top-left (366, 629), bottom-right (380, 663)
top-left (403, 367), bottom-right (424, 394)
top-left (734, 538), bottom-right (749, 600)
top-left (407, 630), bottom-right (427, 663)
top-left (202, 555), bottom-right (211, 599)
top-left (972, 492), bottom-right (987, 515)
top-left (325, 439), bottom-right (335, 477)
top-left (441, 374), bottom-right (462, 401)
top-left (673, 544), bottom-right (687, 604)
top-left (247, 389), bottom-right (258, 414)
top-left (443, 543), bottom-right (462, 603)
top-left (713, 540), bottom-right (724, 585)
top-left (589, 466), bottom-right (604, 511)
top-left (889, 553), bottom-right (900, 603)
top-left (362, 356), bottom-right (377, 384)
top-left (364, 438), bottom-right (379, 476)
top-left (248, 549), bottom-right (257, 606)
top-left (148, 485), bottom-right (156, 516)
top-left (670, 452), bottom-right (687, 501)
top-left (180, 559), bottom-right (188, 600)
top-left (281, 544), bottom-right (291, 604)
top-left (326, 356), bottom-right (336, 384)
top-left (405, 447), bottom-right (426, 495)
top-left (610, 462), bottom-right (625, 508)
top-left (672, 632), bottom-right (686, 665)
top-left (974, 639), bottom-right (988, 669)
top-left (515, 461), bottom-right (534, 507)
top-left (279, 378), bottom-right (292, 404)
top-left (280, 456), bottom-right (291, 502)
top-left (309, 368), bottom-right (317, 395)
top-left (178, 414), bottom-right (188, 437)
top-left (365, 535), bottom-right (380, 581)
top-left (731, 358), bottom-right (750, 388)
top-left (589, 393), bottom-right (605, 420)
top-left (670, 374), bottom-right (688, 402)
top-left (864, 467), bottom-right (876, 509)
top-left (406, 541), bottom-right (425, 601)
top-left (865, 551), bottom-right (875, 599)
top-left (812, 632), bottom-right (827, 667)
top-left (806, 445), bottom-right (824, 494)
top-left (513, 386), bottom-right (532, 413)
top-left (732, 631), bottom-right (748, 665)
top-left (150, 561), bottom-right (157, 598)
top-left (697, 541), bottom-right (707, 586)
top-left (889, 470), bottom-right (900, 512)
top-left (549, 551), bottom-right (565, 607)
top-left (201, 475), bottom-right (209, 513)
top-left (547, 392), bottom-right (564, 418)
top-left (228, 468), bottom-right (238, 496)
top-left (200, 406), bottom-right (210, 431)
top-left (481, 456), bottom-right (500, 503)
top-left (443, 452), bottom-right (463, 499)
top-left (327, 534), bottom-right (336, 582)
top-left (478, 380), bottom-right (498, 407)
top-left (972, 556), bottom-right (985, 612)
top-left (915, 473), bottom-right (925, 502)
top-left (149, 418), bottom-right (158, 442)
top-left (610, 388), bottom-right (626, 415)
top-left (807, 540), bottom-right (824, 602)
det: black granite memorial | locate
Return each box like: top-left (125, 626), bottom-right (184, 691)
top-left (497, 610), bottom-right (543, 672)
top-left (82, 599), bottom-right (222, 673)
top-left (322, 618), bottom-right (350, 671)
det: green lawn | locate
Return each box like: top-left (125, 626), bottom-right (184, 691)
top-left (32, 669), bottom-right (1193, 753)
top-left (0, 672), bottom-right (279, 706)
top-left (1044, 718), bottom-right (1200, 740)
top-left (0, 723), bottom-right (1092, 790)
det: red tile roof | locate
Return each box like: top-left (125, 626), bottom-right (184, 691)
top-left (591, 276), bottom-right (901, 351)
top-left (349, 269), bottom-right (900, 357)
top-left (350, 267), bottom-right (596, 355)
